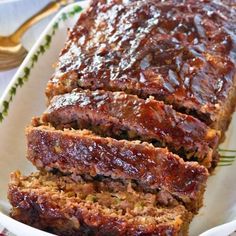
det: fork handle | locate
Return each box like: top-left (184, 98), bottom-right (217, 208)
top-left (12, 0), bottom-right (70, 42)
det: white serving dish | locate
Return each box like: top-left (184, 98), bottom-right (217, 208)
top-left (0, 2), bottom-right (236, 236)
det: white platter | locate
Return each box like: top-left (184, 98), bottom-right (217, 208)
top-left (0, 2), bottom-right (236, 236)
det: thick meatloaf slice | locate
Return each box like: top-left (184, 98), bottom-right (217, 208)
top-left (8, 171), bottom-right (192, 236)
top-left (42, 90), bottom-right (220, 169)
top-left (46, 0), bottom-right (236, 134)
top-left (26, 125), bottom-right (208, 212)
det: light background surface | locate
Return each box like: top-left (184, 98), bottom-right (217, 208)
top-left (0, 0), bottom-right (53, 97)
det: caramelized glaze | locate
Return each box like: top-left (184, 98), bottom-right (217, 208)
top-left (44, 90), bottom-right (220, 168)
top-left (26, 126), bottom-right (208, 210)
top-left (48, 0), bottom-right (236, 125)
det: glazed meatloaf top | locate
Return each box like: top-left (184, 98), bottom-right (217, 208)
top-left (42, 90), bottom-right (220, 168)
top-left (26, 125), bottom-right (208, 211)
top-left (46, 0), bottom-right (236, 130)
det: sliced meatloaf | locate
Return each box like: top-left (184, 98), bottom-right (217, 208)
top-left (42, 90), bottom-right (220, 169)
top-left (26, 125), bottom-right (208, 212)
top-left (8, 171), bottom-right (192, 236)
top-left (46, 0), bottom-right (236, 134)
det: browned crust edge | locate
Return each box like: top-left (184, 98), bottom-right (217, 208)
top-left (212, 74), bottom-right (236, 142)
top-left (8, 172), bottom-right (192, 236)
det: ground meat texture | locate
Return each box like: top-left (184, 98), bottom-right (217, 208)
top-left (46, 0), bottom-right (236, 135)
top-left (26, 125), bottom-right (208, 212)
top-left (42, 89), bottom-right (220, 169)
top-left (8, 171), bottom-right (192, 236)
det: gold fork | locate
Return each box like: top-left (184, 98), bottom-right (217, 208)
top-left (218, 149), bottom-right (236, 166)
top-left (0, 0), bottom-right (74, 71)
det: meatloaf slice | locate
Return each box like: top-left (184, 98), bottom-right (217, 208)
top-left (42, 90), bottom-right (220, 169)
top-left (8, 171), bottom-right (192, 236)
top-left (46, 0), bottom-right (236, 135)
top-left (26, 125), bottom-right (208, 212)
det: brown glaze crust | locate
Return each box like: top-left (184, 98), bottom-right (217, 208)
top-left (46, 0), bottom-right (236, 133)
top-left (8, 171), bottom-right (192, 236)
top-left (26, 125), bottom-right (208, 211)
top-left (43, 90), bottom-right (220, 168)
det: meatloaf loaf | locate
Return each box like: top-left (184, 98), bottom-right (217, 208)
top-left (26, 125), bottom-right (208, 212)
top-left (46, 0), bottom-right (236, 134)
top-left (8, 171), bottom-right (192, 236)
top-left (8, 0), bottom-right (236, 235)
top-left (42, 89), bottom-right (220, 169)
